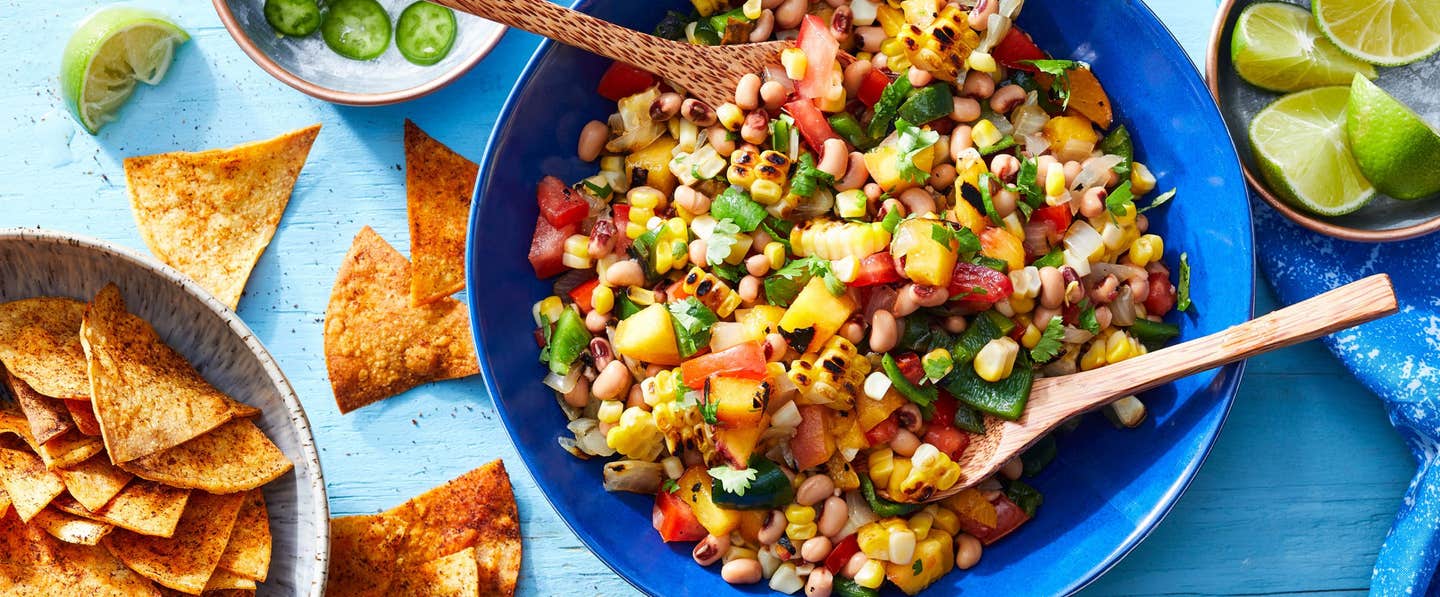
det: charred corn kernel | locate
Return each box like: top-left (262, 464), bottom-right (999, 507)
top-left (742, 0), bottom-right (762, 19)
top-left (967, 50), bottom-right (997, 73)
top-left (600, 155), bottom-right (625, 174)
top-left (590, 284), bottom-right (615, 315)
top-left (756, 150), bottom-right (791, 182)
top-left (908, 511), bottom-right (935, 540)
top-left (1010, 295), bottom-right (1035, 315)
top-left (1020, 323), bottom-right (1042, 349)
top-left (1131, 162), bottom-right (1156, 195)
top-left (653, 396), bottom-right (715, 459)
top-left (857, 518), bottom-right (909, 561)
top-left (921, 348), bottom-right (953, 381)
top-left (764, 242), bottom-right (787, 270)
top-left (781, 47), bottom-right (808, 81)
top-left (605, 407), bottom-right (664, 461)
top-left (831, 256), bottom-right (861, 284)
top-left (1129, 234), bottom-right (1164, 267)
top-left (888, 529), bottom-right (917, 564)
top-left (1045, 163), bottom-right (1068, 198)
top-left (1106, 330), bottom-right (1137, 363)
top-left (680, 267), bottom-right (743, 317)
top-left (931, 507), bottom-right (961, 536)
top-left (897, 5), bottom-right (979, 80)
top-left (1080, 340), bottom-right (1107, 371)
top-left (888, 457), bottom-right (913, 497)
top-left (597, 400), bottom-right (624, 424)
top-left (855, 560), bottom-right (886, 589)
top-left (896, 443), bottom-right (962, 501)
top-left (973, 337), bottom-right (1019, 382)
top-left (727, 146), bottom-right (760, 186)
top-left (868, 448), bottom-right (896, 488)
top-left (971, 119), bottom-right (1003, 149)
top-left (790, 335), bottom-right (871, 409)
top-left (785, 504), bottom-right (816, 525)
top-left (1010, 266), bottom-right (1041, 299)
top-left (790, 219), bottom-right (892, 261)
top-left (836, 189), bottom-right (869, 219)
top-left (876, 3), bottom-right (906, 35)
top-left (627, 287), bottom-right (657, 306)
top-left (717, 103), bottom-right (745, 131)
top-left (750, 179), bottom-right (783, 204)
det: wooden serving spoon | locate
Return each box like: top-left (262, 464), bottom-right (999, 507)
top-left (902, 274), bottom-right (1399, 504)
top-left (429, 0), bottom-right (789, 107)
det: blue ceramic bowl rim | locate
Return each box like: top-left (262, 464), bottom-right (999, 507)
top-left (465, 1), bottom-right (1255, 593)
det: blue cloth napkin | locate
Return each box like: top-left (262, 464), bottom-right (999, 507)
top-left (1254, 200), bottom-right (1440, 595)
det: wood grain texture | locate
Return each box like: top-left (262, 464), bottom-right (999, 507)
top-left (0, 1), bottom-right (1415, 595)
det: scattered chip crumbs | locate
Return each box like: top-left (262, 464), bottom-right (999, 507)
top-left (4, 369), bottom-right (75, 445)
top-left (120, 418), bottom-right (292, 495)
top-left (405, 119), bottom-right (479, 306)
top-left (324, 226), bottom-right (480, 413)
top-left (104, 490), bottom-right (245, 594)
top-left (124, 124), bottom-right (321, 309)
top-left (0, 297), bottom-right (90, 400)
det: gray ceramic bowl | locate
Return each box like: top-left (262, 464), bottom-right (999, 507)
top-left (213, 0), bottom-right (505, 105)
top-left (0, 228), bottom-right (327, 596)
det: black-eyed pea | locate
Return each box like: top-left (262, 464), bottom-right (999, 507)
top-left (805, 568), bottom-right (834, 597)
top-left (835, 152), bottom-right (869, 191)
top-left (735, 73), bottom-right (763, 111)
top-left (562, 376), bottom-right (590, 408)
top-left (1038, 266), bottom-right (1064, 309)
top-left (739, 275), bottom-right (761, 303)
top-left (741, 109), bottom-right (771, 145)
top-left (840, 321), bottom-right (865, 345)
top-left (801, 536), bottom-right (833, 562)
top-left (856, 26), bottom-right (886, 53)
top-left (749, 9), bottom-right (775, 42)
top-left (577, 120), bottom-right (609, 162)
top-left (956, 533), bottom-right (983, 569)
top-left (688, 239), bottom-right (708, 268)
top-left (819, 138), bottom-right (849, 179)
top-left (584, 309), bottom-right (608, 333)
top-left (898, 187), bottom-right (936, 217)
top-left (682, 99), bottom-right (717, 127)
top-left (962, 70), bottom-right (996, 99)
top-left (907, 66), bottom-right (933, 88)
top-left (721, 559), bottom-right (763, 584)
top-left (869, 309), bottom-right (898, 353)
top-left (968, 0), bottom-right (998, 29)
top-left (797, 474), bottom-right (835, 506)
top-left (928, 163), bottom-right (958, 190)
top-left (760, 79), bottom-right (788, 111)
top-left (817, 496), bottom-right (848, 538)
top-left (774, 0), bottom-right (807, 28)
top-left (952, 96), bottom-right (982, 122)
top-left (989, 84), bottom-right (1027, 114)
top-left (1080, 186), bottom-right (1108, 219)
top-left (890, 429), bottom-right (920, 457)
top-left (693, 534), bottom-right (731, 566)
top-left (990, 154), bottom-right (1020, 180)
top-left (843, 59), bottom-right (872, 95)
top-left (759, 509), bottom-right (786, 544)
top-left (592, 360), bottom-right (632, 401)
top-left (650, 92), bottom-right (683, 122)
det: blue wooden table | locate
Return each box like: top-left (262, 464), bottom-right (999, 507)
top-left (0, 1), bottom-right (1416, 594)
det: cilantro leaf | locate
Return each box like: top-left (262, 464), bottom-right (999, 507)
top-left (791, 153), bottom-right (836, 198)
top-left (698, 395), bottom-right (719, 425)
top-left (1177, 252), bottom-right (1192, 312)
top-left (1079, 300), bottom-right (1100, 334)
top-left (922, 352), bottom-right (953, 381)
top-left (706, 218), bottom-right (741, 266)
top-left (761, 216), bottom-right (794, 251)
top-left (668, 297), bottom-right (718, 358)
top-left (764, 256), bottom-right (844, 306)
top-left (880, 201), bottom-right (903, 234)
top-left (583, 180), bottom-right (612, 199)
top-left (894, 118), bottom-right (940, 184)
top-left (1033, 247), bottom-right (1064, 268)
top-left (912, 560), bottom-right (924, 575)
top-left (1016, 157), bottom-right (1043, 209)
top-left (662, 478), bottom-right (680, 494)
top-left (1029, 316), bottom-right (1066, 362)
top-left (712, 186), bottom-right (768, 232)
top-left (1139, 188), bottom-right (1177, 214)
top-left (935, 220), bottom-right (985, 255)
top-left (1022, 59), bottom-right (1081, 109)
top-left (1105, 181), bottom-right (1135, 217)
top-left (708, 466), bottom-right (758, 496)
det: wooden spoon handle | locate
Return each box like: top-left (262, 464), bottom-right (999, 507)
top-left (429, 0), bottom-right (685, 71)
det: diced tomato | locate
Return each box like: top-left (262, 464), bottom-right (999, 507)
top-left (947, 262), bottom-right (1014, 305)
top-left (537, 175), bottom-right (589, 228)
top-left (570, 278), bottom-right (600, 312)
top-left (611, 205), bottom-right (633, 253)
top-left (930, 393), bottom-right (957, 428)
top-left (825, 534), bottom-right (861, 573)
top-left (1145, 271), bottom-right (1176, 316)
top-left (680, 341), bottom-right (768, 389)
top-left (795, 15), bottom-right (839, 100)
top-left (974, 495), bottom-right (1031, 545)
top-left (864, 415), bottom-right (900, 447)
top-left (858, 68), bottom-right (891, 106)
top-left (992, 27), bottom-right (1047, 72)
top-left (895, 353), bottom-right (924, 384)
top-left (928, 118), bottom-right (956, 135)
top-left (923, 426), bottom-right (968, 460)
top-left (597, 62), bottom-right (656, 102)
top-left (851, 252), bottom-right (901, 287)
top-left (784, 99), bottom-right (841, 152)
top-left (790, 405), bottom-right (833, 470)
top-left (654, 489), bottom-right (708, 542)
top-left (529, 215), bottom-right (577, 279)
top-left (1030, 205), bottom-right (1072, 235)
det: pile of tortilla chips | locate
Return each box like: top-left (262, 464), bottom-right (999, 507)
top-left (324, 121), bottom-right (481, 413)
top-left (0, 285), bottom-right (292, 595)
top-left (328, 459), bottom-right (521, 596)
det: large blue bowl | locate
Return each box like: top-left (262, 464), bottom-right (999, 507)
top-left (466, 1), bottom-right (1254, 593)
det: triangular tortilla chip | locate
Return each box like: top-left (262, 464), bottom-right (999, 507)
top-left (66, 399), bottom-right (102, 436)
top-left (4, 370), bottom-right (74, 445)
top-left (0, 442), bottom-right (65, 522)
top-left (124, 125), bottom-right (321, 309)
top-left (53, 480), bottom-right (190, 538)
top-left (0, 508), bottom-right (162, 596)
top-left (405, 120), bottom-right (478, 306)
top-left (0, 407), bottom-right (100, 469)
top-left (0, 487), bottom-right (9, 516)
top-left (0, 297), bottom-right (90, 400)
top-left (323, 227), bottom-right (479, 413)
top-left (30, 507), bottom-right (113, 545)
top-left (120, 419), bottom-right (292, 494)
top-left (392, 546), bottom-right (480, 596)
top-left (79, 284), bottom-right (258, 463)
top-left (56, 454), bottom-right (134, 511)
top-left (104, 490), bottom-right (244, 594)
top-left (216, 489), bottom-right (269, 582)
top-left (327, 513), bottom-right (409, 597)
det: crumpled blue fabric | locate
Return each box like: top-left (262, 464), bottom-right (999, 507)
top-left (1254, 200), bottom-right (1440, 596)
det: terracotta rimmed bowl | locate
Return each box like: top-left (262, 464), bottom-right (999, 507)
top-left (212, 0), bottom-right (505, 106)
top-left (0, 228), bottom-right (328, 596)
top-left (1207, 0), bottom-right (1440, 242)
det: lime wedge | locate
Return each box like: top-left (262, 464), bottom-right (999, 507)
top-left (1231, 2), bottom-right (1375, 92)
top-left (1346, 75), bottom-right (1440, 200)
top-left (59, 7), bottom-right (188, 134)
top-left (1313, 0), bottom-right (1440, 66)
top-left (1249, 86), bottom-right (1375, 216)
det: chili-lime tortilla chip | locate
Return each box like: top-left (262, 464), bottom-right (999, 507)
top-left (0, 407), bottom-right (100, 469)
top-left (392, 547), bottom-right (480, 597)
top-left (55, 454), bottom-right (134, 511)
top-left (204, 568), bottom-right (257, 591)
top-left (0, 487), bottom-right (9, 516)
top-left (0, 297), bottom-right (90, 400)
top-left (124, 125), bottom-right (321, 310)
top-left (324, 227), bottom-right (479, 413)
top-left (0, 442), bottom-right (66, 522)
top-left (104, 490), bottom-right (245, 594)
top-left (80, 284), bottom-right (258, 463)
top-left (216, 489), bottom-right (269, 582)
top-left (0, 508), bottom-right (163, 597)
top-left (120, 419), bottom-right (291, 494)
top-left (4, 370), bottom-right (74, 445)
top-left (405, 120), bottom-right (478, 306)
top-left (327, 513), bottom-right (409, 596)
top-left (66, 400), bottom-right (102, 436)
top-left (54, 480), bottom-right (190, 538)
top-left (30, 507), bottom-right (113, 545)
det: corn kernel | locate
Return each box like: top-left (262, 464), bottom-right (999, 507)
top-left (1129, 234), bottom-right (1164, 267)
top-left (968, 50), bottom-right (997, 73)
top-left (627, 287), bottom-right (656, 306)
top-left (781, 47), bottom-right (808, 80)
top-left (973, 337), bottom-right (1019, 382)
top-left (750, 179), bottom-right (783, 204)
top-left (786, 522), bottom-right (817, 542)
top-left (742, 0), bottom-right (762, 19)
top-left (600, 155), bottom-right (625, 173)
top-left (831, 256), bottom-right (861, 284)
top-left (888, 458), bottom-right (913, 497)
top-left (971, 119), bottom-right (1002, 149)
top-left (662, 456), bottom-right (684, 480)
top-left (931, 507), bottom-right (961, 536)
top-left (1131, 162), bottom-right (1156, 195)
top-left (1010, 295), bottom-right (1035, 314)
top-left (1045, 163), bottom-right (1067, 198)
top-left (1020, 323), bottom-right (1042, 349)
top-left (591, 284), bottom-right (615, 315)
top-left (764, 242), bottom-right (787, 270)
top-left (564, 234), bottom-right (591, 259)
top-left (1105, 330), bottom-right (1135, 363)
top-left (868, 448), bottom-right (895, 488)
top-left (908, 511), bottom-right (934, 540)
top-left (855, 560), bottom-right (886, 589)
top-left (597, 400), bottom-right (624, 424)
top-left (1080, 340), bottom-right (1107, 371)
top-left (835, 189), bottom-right (868, 218)
top-left (876, 4), bottom-right (905, 35)
top-left (717, 103), bottom-right (745, 131)
top-left (728, 164), bottom-right (756, 188)
top-left (628, 186), bottom-right (665, 210)
top-left (785, 504), bottom-right (817, 525)
top-left (537, 296), bottom-right (564, 323)
top-left (888, 529), bottom-right (916, 564)
top-left (879, 37), bottom-right (906, 58)
top-left (1010, 266), bottom-right (1041, 299)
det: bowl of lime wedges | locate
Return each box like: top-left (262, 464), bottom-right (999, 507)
top-left (1208, 0), bottom-right (1440, 242)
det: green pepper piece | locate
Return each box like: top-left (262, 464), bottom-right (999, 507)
top-left (867, 76), bottom-right (914, 138)
top-left (613, 291), bottom-right (641, 320)
top-left (547, 308), bottom-right (590, 375)
top-left (1003, 478), bottom-right (1044, 517)
top-left (710, 458), bottom-right (795, 510)
top-left (1100, 124), bottom-right (1134, 177)
top-left (881, 353), bottom-right (936, 408)
top-left (897, 83), bottom-right (954, 125)
top-left (827, 112), bottom-right (872, 149)
top-left (942, 351), bottom-right (1033, 420)
top-left (1021, 434), bottom-right (1056, 477)
top-left (859, 474), bottom-right (921, 517)
top-left (1128, 318), bottom-right (1180, 343)
top-left (952, 402), bottom-right (986, 434)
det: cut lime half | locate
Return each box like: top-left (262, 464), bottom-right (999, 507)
top-left (1231, 2), bottom-right (1375, 92)
top-left (1347, 75), bottom-right (1440, 200)
top-left (59, 7), bottom-right (188, 134)
top-left (1313, 0), bottom-right (1440, 66)
top-left (1249, 86), bottom-right (1375, 216)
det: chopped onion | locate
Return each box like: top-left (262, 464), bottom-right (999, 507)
top-left (985, 111), bottom-right (1015, 137)
top-left (842, 490), bottom-right (879, 537)
top-left (1022, 133), bottom-right (1051, 157)
top-left (764, 64), bottom-right (795, 93)
top-left (979, 14), bottom-right (1011, 51)
top-left (558, 437), bottom-right (590, 460)
top-left (1041, 355), bottom-right (1078, 377)
top-left (771, 400), bottom-right (802, 428)
top-left (794, 187), bottom-right (835, 219)
top-left (709, 322), bottom-right (751, 353)
top-left (1111, 286), bottom-right (1137, 326)
top-left (544, 367), bottom-right (582, 394)
top-left (1089, 261), bottom-right (1146, 283)
top-left (1000, 0), bottom-right (1025, 18)
top-left (1073, 155), bottom-right (1124, 190)
top-left (1062, 326), bottom-right (1094, 344)
top-left (603, 460), bottom-right (665, 494)
top-left (555, 393), bottom-right (582, 422)
top-left (850, 0), bottom-right (879, 25)
top-left (1011, 101), bottom-right (1050, 137)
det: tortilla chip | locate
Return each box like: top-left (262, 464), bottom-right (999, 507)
top-left (55, 454), bottom-right (134, 511)
top-left (30, 507), bottom-right (113, 545)
top-left (203, 568), bottom-right (256, 591)
top-left (0, 441), bottom-right (65, 522)
top-left (216, 489), bottom-right (270, 582)
top-left (405, 120), bottom-right (478, 306)
top-left (392, 547), bottom-right (480, 597)
top-left (0, 487), bottom-right (9, 516)
top-left (104, 490), bottom-right (245, 594)
top-left (80, 284), bottom-right (258, 463)
top-left (323, 227), bottom-right (479, 413)
top-left (66, 400), bottom-right (102, 436)
top-left (327, 513), bottom-right (409, 597)
top-left (124, 125), bottom-right (321, 310)
top-left (0, 508), bottom-right (162, 597)
top-left (54, 480), bottom-right (190, 538)
top-left (3, 370), bottom-right (74, 444)
top-left (0, 405), bottom-right (102, 470)
top-left (120, 419), bottom-right (292, 494)
top-left (0, 297), bottom-right (90, 400)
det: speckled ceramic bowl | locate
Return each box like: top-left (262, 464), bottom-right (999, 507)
top-left (213, 0), bottom-right (505, 105)
top-left (0, 228), bottom-right (327, 596)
